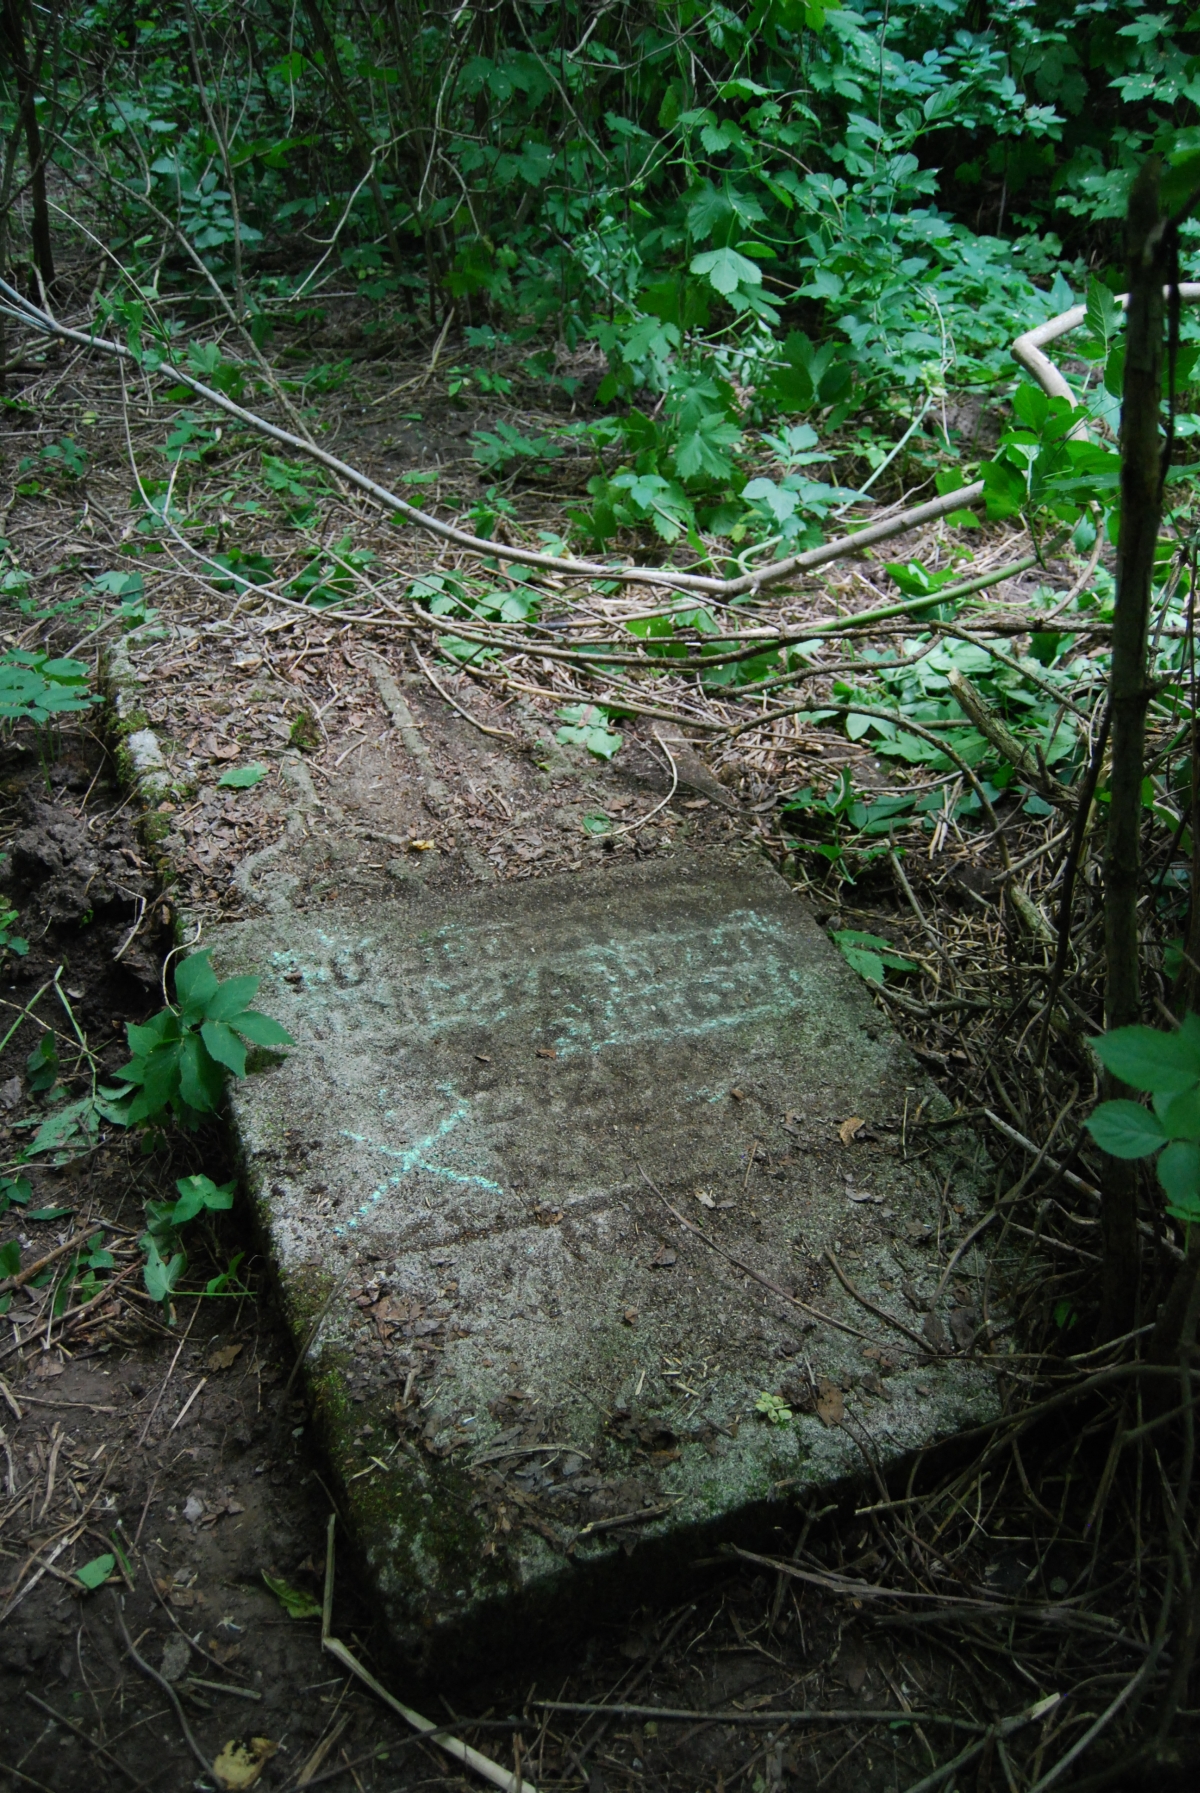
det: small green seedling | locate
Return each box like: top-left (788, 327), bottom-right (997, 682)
top-left (0, 906), bottom-right (28, 956)
top-left (754, 1391), bottom-right (792, 1426)
top-left (140, 1173), bottom-right (236, 1312)
top-left (831, 929), bottom-right (918, 986)
top-left (557, 703), bottom-right (622, 760)
top-left (263, 1572), bottom-right (321, 1619)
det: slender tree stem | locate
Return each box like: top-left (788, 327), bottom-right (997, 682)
top-left (1101, 161), bottom-right (1170, 1335)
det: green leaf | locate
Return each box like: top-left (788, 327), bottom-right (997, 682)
top-left (175, 951), bottom-right (221, 1018)
top-left (26, 1032), bottom-right (59, 1093)
top-left (1084, 276), bottom-right (1122, 352)
top-left (838, 944), bottom-right (885, 984)
top-left (200, 1019), bottom-right (248, 1077)
top-left (28, 1096), bottom-right (102, 1159)
top-left (262, 1572), bottom-right (321, 1619)
top-left (689, 246), bottom-right (763, 297)
top-left (131, 1045), bottom-right (182, 1117)
top-left (218, 763), bottom-right (267, 789)
top-left (557, 723), bottom-right (622, 760)
top-left (1090, 1024), bottom-right (1200, 1095)
top-left (1085, 1099), bottom-right (1168, 1159)
top-left (1158, 1084), bottom-right (1200, 1141)
top-left (142, 1235), bottom-right (184, 1306)
top-left (229, 1010), bottom-right (295, 1048)
top-left (203, 975), bottom-right (261, 1022)
top-left (1157, 1140), bottom-right (1200, 1208)
top-left (831, 930), bottom-right (917, 984)
top-left (76, 1553), bottom-right (115, 1590)
top-left (27, 1206), bottom-right (72, 1222)
top-left (0, 1174), bottom-right (31, 1212)
top-left (0, 1239), bottom-right (21, 1278)
top-left (172, 1173), bottom-right (235, 1225)
top-left (177, 1031), bottom-right (224, 1112)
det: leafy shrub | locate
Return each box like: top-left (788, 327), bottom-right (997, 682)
top-left (141, 1172), bottom-right (236, 1309)
top-left (115, 949), bottom-right (294, 1129)
top-left (0, 652), bottom-right (99, 728)
top-left (1086, 1019), bottom-right (1200, 1235)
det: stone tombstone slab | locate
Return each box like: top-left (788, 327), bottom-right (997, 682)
top-left (217, 850), bottom-right (995, 1664)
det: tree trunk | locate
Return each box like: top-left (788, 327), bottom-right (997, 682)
top-left (0, 0), bottom-right (55, 297)
top-left (1101, 161), bottom-right (1169, 1335)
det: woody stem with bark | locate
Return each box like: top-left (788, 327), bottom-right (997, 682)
top-left (1101, 161), bottom-right (1170, 1336)
top-left (1, 0), bottom-right (54, 294)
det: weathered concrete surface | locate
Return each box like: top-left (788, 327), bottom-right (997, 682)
top-left (216, 850), bottom-right (996, 1665)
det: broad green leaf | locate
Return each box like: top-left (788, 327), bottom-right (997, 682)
top-left (173, 1173), bottom-right (235, 1225)
top-left (1090, 1025), bottom-right (1200, 1095)
top-left (175, 951), bottom-right (221, 1018)
top-left (202, 974), bottom-right (261, 1023)
top-left (28, 1096), bottom-right (101, 1158)
top-left (218, 763), bottom-right (267, 789)
top-left (690, 246), bottom-right (763, 297)
top-left (263, 1572), bottom-right (321, 1619)
top-left (142, 1236), bottom-right (184, 1305)
top-left (177, 1031), bottom-right (224, 1113)
top-left (840, 945), bottom-right (885, 984)
top-left (126, 1011), bottom-right (178, 1056)
top-left (1084, 1099), bottom-right (1167, 1159)
top-left (0, 1239), bottom-right (20, 1278)
top-left (76, 1553), bottom-right (115, 1590)
top-left (139, 1046), bottom-right (183, 1114)
top-left (832, 930), bottom-right (917, 982)
top-left (1158, 1084), bottom-right (1200, 1140)
top-left (201, 1019), bottom-right (248, 1077)
top-left (1156, 1139), bottom-right (1200, 1207)
top-left (229, 1010), bottom-right (296, 1048)
top-left (0, 1175), bottom-right (31, 1209)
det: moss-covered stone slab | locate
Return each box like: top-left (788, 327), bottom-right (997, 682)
top-left (216, 850), bottom-right (996, 1666)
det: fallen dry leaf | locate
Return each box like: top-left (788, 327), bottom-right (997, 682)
top-left (408, 838), bottom-right (435, 851)
top-left (838, 1116), bottom-right (865, 1146)
top-left (651, 1245), bottom-right (677, 1268)
top-left (212, 1737), bottom-right (278, 1790)
top-left (623, 1307), bottom-right (638, 1326)
top-left (475, 1053), bottom-right (493, 1063)
top-left (815, 1378), bottom-right (845, 1426)
top-left (922, 1310), bottom-right (948, 1351)
top-left (694, 1189), bottom-right (716, 1209)
top-left (206, 1342), bottom-right (245, 1372)
top-left (729, 1087), bottom-right (746, 1101)
top-left (535, 1047), bottom-right (557, 1059)
top-left (949, 1306), bottom-right (978, 1350)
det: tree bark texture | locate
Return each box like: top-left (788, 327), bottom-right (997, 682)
top-left (0, 0), bottom-right (55, 295)
top-left (1101, 161), bottom-right (1170, 1335)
